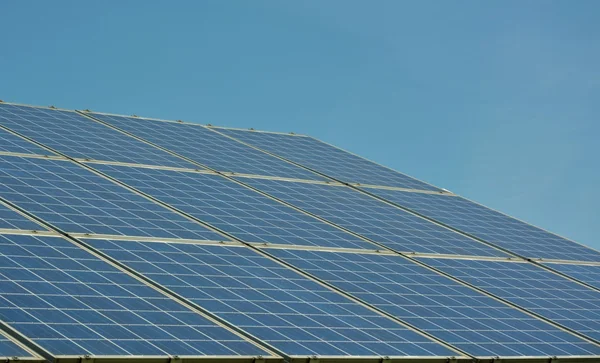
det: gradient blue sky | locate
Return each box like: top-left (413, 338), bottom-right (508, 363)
top-left (1, 1), bottom-right (598, 250)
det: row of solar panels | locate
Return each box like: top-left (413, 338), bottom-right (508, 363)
top-left (0, 102), bottom-right (597, 263)
top-left (0, 102), bottom-right (599, 362)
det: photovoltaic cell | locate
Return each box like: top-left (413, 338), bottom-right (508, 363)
top-left (214, 128), bottom-right (440, 191)
top-left (0, 156), bottom-right (223, 240)
top-left (0, 203), bottom-right (44, 231)
top-left (88, 113), bottom-right (325, 181)
top-left (0, 128), bottom-right (51, 156)
top-left (86, 239), bottom-right (456, 357)
top-left (364, 189), bottom-right (600, 262)
top-left (239, 178), bottom-right (505, 257)
top-left (417, 258), bottom-right (600, 343)
top-left (0, 234), bottom-right (268, 356)
top-left (92, 164), bottom-right (372, 250)
top-left (542, 263), bottom-right (600, 290)
top-left (0, 333), bottom-right (34, 357)
top-left (0, 104), bottom-right (196, 169)
top-left (269, 249), bottom-right (600, 357)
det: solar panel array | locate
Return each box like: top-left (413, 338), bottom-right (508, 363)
top-left (0, 102), bottom-right (598, 363)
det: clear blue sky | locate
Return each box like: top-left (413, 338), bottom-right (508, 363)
top-left (1, 1), bottom-right (598, 250)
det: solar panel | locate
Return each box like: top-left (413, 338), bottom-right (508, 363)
top-left (541, 263), bottom-right (600, 290)
top-left (91, 164), bottom-right (373, 250)
top-left (363, 189), bottom-right (600, 262)
top-left (213, 128), bottom-right (440, 191)
top-left (0, 202), bottom-right (45, 231)
top-left (0, 104), bottom-right (196, 169)
top-left (85, 238), bottom-right (457, 357)
top-left (87, 113), bottom-right (325, 181)
top-left (268, 248), bottom-right (600, 357)
top-left (417, 258), bottom-right (600, 343)
top-left (0, 156), bottom-right (223, 240)
top-left (237, 178), bottom-right (506, 257)
top-left (0, 128), bottom-right (51, 156)
top-left (0, 234), bottom-right (270, 356)
top-left (0, 332), bottom-right (36, 357)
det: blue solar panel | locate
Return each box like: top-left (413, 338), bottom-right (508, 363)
top-left (363, 189), bottom-right (600, 262)
top-left (88, 113), bottom-right (325, 181)
top-left (0, 128), bottom-right (51, 156)
top-left (92, 164), bottom-right (373, 250)
top-left (214, 128), bottom-right (440, 191)
top-left (86, 238), bottom-right (456, 357)
top-left (0, 156), bottom-right (223, 240)
top-left (237, 178), bottom-right (506, 257)
top-left (0, 104), bottom-right (196, 169)
top-left (0, 333), bottom-right (34, 357)
top-left (0, 202), bottom-right (45, 231)
top-left (417, 258), bottom-right (600, 343)
top-left (0, 234), bottom-right (269, 356)
top-left (269, 249), bottom-right (600, 357)
top-left (542, 263), bottom-right (600, 290)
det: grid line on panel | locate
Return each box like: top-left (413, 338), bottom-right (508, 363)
top-left (0, 234), bottom-right (271, 357)
top-left (360, 189), bottom-right (600, 263)
top-left (0, 201), bottom-right (46, 232)
top-left (85, 112), bottom-right (326, 182)
top-left (85, 239), bottom-right (460, 358)
top-left (266, 249), bottom-right (600, 358)
top-left (90, 164), bottom-right (376, 251)
top-left (0, 328), bottom-right (38, 358)
top-left (211, 127), bottom-right (441, 191)
top-left (0, 156), bottom-right (225, 241)
top-left (0, 103), bottom-right (197, 169)
top-left (0, 127), bottom-right (53, 157)
top-left (416, 258), bottom-right (600, 346)
top-left (542, 263), bottom-right (600, 290)
top-left (236, 177), bottom-right (507, 258)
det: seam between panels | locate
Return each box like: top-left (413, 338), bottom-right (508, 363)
top-left (0, 202), bottom-right (282, 360)
top-left (351, 187), bottom-right (600, 294)
top-left (76, 111), bottom-right (325, 185)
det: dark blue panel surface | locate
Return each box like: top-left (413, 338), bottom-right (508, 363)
top-left (0, 128), bottom-right (50, 155)
top-left (364, 189), bottom-right (600, 262)
top-left (0, 104), bottom-right (195, 168)
top-left (89, 113), bottom-right (324, 181)
top-left (0, 334), bottom-right (34, 357)
top-left (543, 263), bottom-right (600, 290)
top-left (87, 239), bottom-right (456, 357)
top-left (0, 203), bottom-right (44, 231)
top-left (0, 156), bottom-right (223, 240)
top-left (418, 258), bottom-right (600, 343)
top-left (215, 128), bottom-right (440, 191)
top-left (93, 164), bottom-right (372, 250)
top-left (238, 178), bottom-right (505, 257)
top-left (0, 234), bottom-right (267, 356)
top-left (270, 249), bottom-right (600, 357)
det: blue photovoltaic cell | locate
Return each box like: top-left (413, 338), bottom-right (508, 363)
top-left (239, 178), bottom-right (505, 257)
top-left (0, 104), bottom-right (196, 169)
top-left (214, 128), bottom-right (440, 191)
top-left (364, 189), bottom-right (600, 262)
top-left (0, 334), bottom-right (34, 357)
top-left (0, 234), bottom-right (268, 356)
top-left (88, 113), bottom-right (325, 181)
top-left (417, 258), bottom-right (600, 343)
top-left (92, 164), bottom-right (373, 250)
top-left (0, 128), bottom-right (51, 155)
top-left (86, 239), bottom-right (455, 357)
top-left (543, 263), bottom-right (600, 290)
top-left (269, 249), bottom-right (600, 357)
top-left (0, 156), bottom-right (223, 240)
top-left (0, 203), bottom-right (44, 231)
